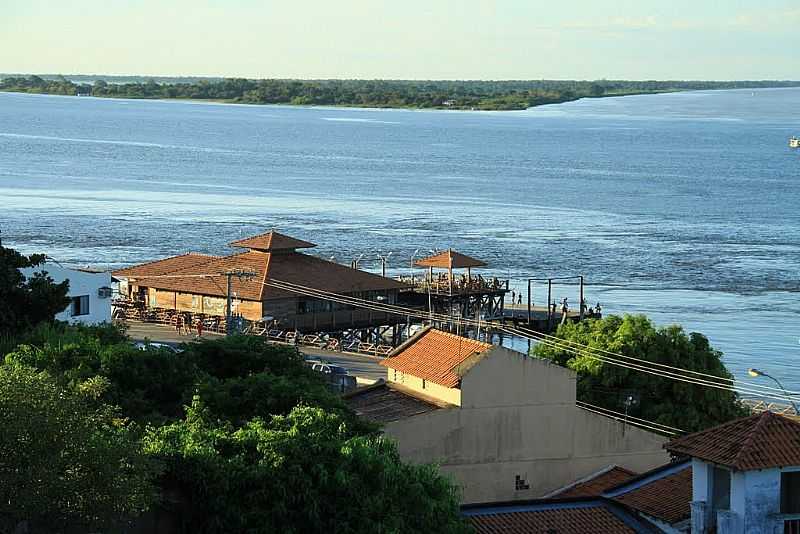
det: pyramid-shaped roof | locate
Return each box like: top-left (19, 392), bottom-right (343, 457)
top-left (665, 411), bottom-right (800, 470)
top-left (229, 231), bottom-right (316, 252)
top-left (414, 249), bottom-right (487, 269)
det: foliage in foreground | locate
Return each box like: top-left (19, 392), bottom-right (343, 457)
top-left (533, 314), bottom-right (748, 432)
top-left (0, 242), bottom-right (70, 339)
top-left (145, 400), bottom-right (470, 534)
top-left (0, 364), bottom-right (157, 531)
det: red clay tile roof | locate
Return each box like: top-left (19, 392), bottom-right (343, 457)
top-left (114, 249), bottom-right (405, 302)
top-left (464, 500), bottom-right (645, 534)
top-left (380, 329), bottom-right (493, 388)
top-left (229, 230), bottom-right (316, 251)
top-left (607, 462), bottom-right (692, 525)
top-left (548, 466), bottom-right (638, 499)
top-left (665, 411), bottom-right (800, 470)
top-left (415, 249), bottom-right (487, 269)
top-left (344, 382), bottom-right (448, 424)
top-left (113, 253), bottom-right (218, 278)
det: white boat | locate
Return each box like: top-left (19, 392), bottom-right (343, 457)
top-left (791, 136), bottom-right (800, 149)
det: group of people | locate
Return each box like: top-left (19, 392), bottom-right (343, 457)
top-left (508, 292), bottom-right (602, 318)
top-left (173, 312), bottom-right (205, 338)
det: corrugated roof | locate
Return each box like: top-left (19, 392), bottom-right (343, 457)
top-left (606, 462), bottom-right (692, 525)
top-left (344, 382), bottom-right (448, 424)
top-left (547, 466), bottom-right (638, 499)
top-left (380, 329), bottom-right (493, 388)
top-left (415, 249), bottom-right (487, 269)
top-left (665, 411), bottom-right (800, 471)
top-left (229, 230), bottom-right (316, 251)
top-left (463, 499), bottom-right (653, 534)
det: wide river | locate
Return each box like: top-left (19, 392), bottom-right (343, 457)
top-left (1, 89), bottom-right (798, 390)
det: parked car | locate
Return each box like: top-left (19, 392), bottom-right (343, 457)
top-left (311, 363), bottom-right (348, 375)
top-left (309, 362), bottom-right (357, 392)
top-left (132, 341), bottom-right (183, 354)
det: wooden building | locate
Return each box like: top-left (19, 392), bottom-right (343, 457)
top-left (113, 231), bottom-right (407, 332)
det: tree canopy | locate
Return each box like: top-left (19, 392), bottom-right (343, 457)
top-left (532, 314), bottom-right (747, 432)
top-left (3, 75), bottom-right (799, 110)
top-left (0, 240), bottom-right (70, 337)
top-left (0, 363), bottom-right (156, 531)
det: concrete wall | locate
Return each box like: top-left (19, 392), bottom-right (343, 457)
top-left (384, 348), bottom-right (668, 504)
top-left (20, 263), bottom-right (112, 324)
top-left (386, 368), bottom-right (462, 406)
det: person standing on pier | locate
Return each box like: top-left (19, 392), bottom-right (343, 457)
top-left (511, 290), bottom-right (516, 306)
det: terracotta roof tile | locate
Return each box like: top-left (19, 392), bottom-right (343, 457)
top-left (344, 383), bottom-right (447, 424)
top-left (548, 466), bottom-right (638, 499)
top-left (415, 249), bottom-right (487, 269)
top-left (113, 253), bottom-right (217, 278)
top-left (665, 411), bottom-right (800, 470)
top-left (380, 329), bottom-right (493, 388)
top-left (229, 230), bottom-right (316, 251)
top-left (113, 242), bottom-right (405, 302)
top-left (464, 500), bottom-right (648, 534)
top-left (607, 463), bottom-right (692, 524)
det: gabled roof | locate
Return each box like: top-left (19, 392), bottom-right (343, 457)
top-left (414, 249), bottom-right (487, 269)
top-left (604, 461), bottom-right (692, 525)
top-left (229, 230), bottom-right (316, 252)
top-left (665, 411), bottom-right (800, 471)
top-left (113, 252), bottom-right (218, 278)
top-left (546, 466), bottom-right (638, 499)
top-left (463, 498), bottom-right (657, 534)
top-left (380, 328), bottom-right (493, 388)
top-left (344, 382), bottom-right (450, 424)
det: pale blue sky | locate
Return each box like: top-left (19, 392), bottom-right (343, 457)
top-left (2, 0), bottom-right (798, 79)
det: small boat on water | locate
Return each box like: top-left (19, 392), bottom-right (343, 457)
top-left (791, 136), bottom-right (800, 148)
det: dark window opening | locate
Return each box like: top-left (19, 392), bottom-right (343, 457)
top-left (782, 472), bottom-right (800, 514)
top-left (711, 466), bottom-right (731, 511)
top-left (71, 295), bottom-right (90, 316)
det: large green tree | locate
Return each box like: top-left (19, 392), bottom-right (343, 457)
top-left (144, 399), bottom-right (470, 534)
top-left (533, 314), bottom-right (747, 432)
top-left (0, 240), bottom-right (70, 337)
top-left (0, 363), bottom-right (156, 531)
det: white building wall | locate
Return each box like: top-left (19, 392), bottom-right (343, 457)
top-left (20, 263), bottom-right (112, 325)
top-left (742, 468), bottom-right (781, 534)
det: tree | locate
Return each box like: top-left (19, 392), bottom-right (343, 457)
top-left (532, 314), bottom-right (747, 432)
top-left (0, 363), bottom-right (156, 531)
top-left (0, 240), bottom-right (70, 337)
top-left (144, 399), bottom-right (470, 534)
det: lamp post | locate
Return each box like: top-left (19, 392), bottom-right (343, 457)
top-left (748, 368), bottom-right (799, 414)
top-left (410, 248), bottom-right (420, 284)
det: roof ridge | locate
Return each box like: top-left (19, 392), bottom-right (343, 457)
top-left (733, 411), bottom-right (774, 469)
top-left (113, 251), bottom-right (218, 276)
top-left (434, 329), bottom-right (493, 349)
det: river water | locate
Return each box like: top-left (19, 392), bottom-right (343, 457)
top-left (1, 89), bottom-right (798, 389)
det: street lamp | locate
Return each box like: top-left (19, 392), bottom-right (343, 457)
top-left (410, 248), bottom-right (420, 284)
top-left (748, 368), bottom-right (799, 414)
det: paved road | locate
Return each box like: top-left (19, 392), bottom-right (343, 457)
top-left (124, 321), bottom-right (386, 381)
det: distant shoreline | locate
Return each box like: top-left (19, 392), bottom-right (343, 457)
top-left (2, 75), bottom-right (799, 111)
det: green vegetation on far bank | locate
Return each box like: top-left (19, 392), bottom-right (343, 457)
top-left (3, 74), bottom-right (799, 110)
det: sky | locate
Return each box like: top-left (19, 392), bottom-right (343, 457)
top-left (2, 0), bottom-right (798, 80)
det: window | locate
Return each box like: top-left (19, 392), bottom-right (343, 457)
top-left (781, 472), bottom-right (800, 514)
top-left (71, 295), bottom-right (90, 316)
top-left (711, 466), bottom-right (731, 511)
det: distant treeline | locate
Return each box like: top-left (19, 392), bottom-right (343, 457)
top-left (2, 75), bottom-right (799, 110)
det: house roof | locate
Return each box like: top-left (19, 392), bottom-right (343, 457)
top-left (463, 498), bottom-right (657, 534)
top-left (605, 461), bottom-right (692, 525)
top-left (414, 249), bottom-right (487, 269)
top-left (546, 466), bottom-right (638, 499)
top-left (344, 382), bottom-right (449, 424)
top-left (229, 230), bottom-right (316, 252)
top-left (665, 411), bottom-right (800, 471)
top-left (113, 252), bottom-right (218, 278)
top-left (380, 328), bottom-right (493, 388)
top-left (113, 234), bottom-right (405, 301)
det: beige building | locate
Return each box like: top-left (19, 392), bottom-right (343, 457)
top-left (346, 327), bottom-right (669, 504)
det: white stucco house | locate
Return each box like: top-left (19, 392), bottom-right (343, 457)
top-left (19, 262), bottom-right (113, 324)
top-left (666, 410), bottom-right (800, 534)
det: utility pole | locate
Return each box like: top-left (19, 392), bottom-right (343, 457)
top-left (225, 269), bottom-right (257, 336)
